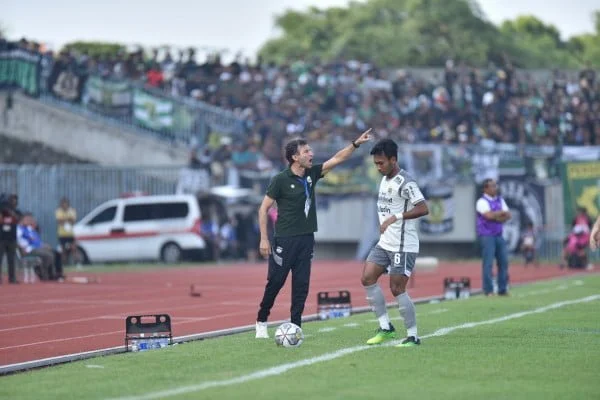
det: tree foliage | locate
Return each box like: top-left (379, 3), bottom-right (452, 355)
top-left (61, 41), bottom-right (127, 58)
top-left (258, 0), bottom-right (600, 68)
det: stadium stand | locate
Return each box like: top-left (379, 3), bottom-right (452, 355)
top-left (1, 36), bottom-right (597, 160)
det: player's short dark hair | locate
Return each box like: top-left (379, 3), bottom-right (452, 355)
top-left (284, 138), bottom-right (307, 165)
top-left (482, 178), bottom-right (495, 189)
top-left (370, 139), bottom-right (398, 160)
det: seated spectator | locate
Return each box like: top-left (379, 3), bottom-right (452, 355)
top-left (219, 216), bottom-right (238, 260)
top-left (199, 216), bottom-right (221, 262)
top-left (561, 225), bottom-right (590, 270)
top-left (520, 222), bottom-right (538, 267)
top-left (572, 207), bottom-right (593, 231)
top-left (17, 213), bottom-right (64, 281)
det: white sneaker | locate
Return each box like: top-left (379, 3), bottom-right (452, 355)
top-left (255, 321), bottom-right (269, 338)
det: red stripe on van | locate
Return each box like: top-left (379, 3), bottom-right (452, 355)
top-left (76, 226), bottom-right (201, 241)
top-left (76, 231), bottom-right (160, 241)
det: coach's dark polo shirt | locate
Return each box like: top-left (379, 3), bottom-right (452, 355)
top-left (266, 164), bottom-right (324, 237)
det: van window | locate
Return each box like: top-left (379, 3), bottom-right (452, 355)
top-left (123, 202), bottom-right (189, 222)
top-left (87, 206), bottom-right (117, 225)
top-left (157, 202), bottom-right (189, 219)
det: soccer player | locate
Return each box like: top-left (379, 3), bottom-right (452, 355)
top-left (361, 139), bottom-right (429, 347)
top-left (255, 129), bottom-right (373, 338)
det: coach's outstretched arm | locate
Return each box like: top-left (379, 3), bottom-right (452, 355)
top-left (322, 129), bottom-right (372, 175)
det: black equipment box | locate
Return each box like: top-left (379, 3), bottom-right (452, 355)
top-left (125, 314), bottom-right (173, 351)
top-left (443, 277), bottom-right (471, 300)
top-left (317, 290), bottom-right (352, 320)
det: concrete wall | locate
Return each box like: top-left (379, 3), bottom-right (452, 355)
top-left (0, 92), bottom-right (188, 166)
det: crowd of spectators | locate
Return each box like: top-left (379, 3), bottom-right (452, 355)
top-left (3, 36), bottom-right (599, 154)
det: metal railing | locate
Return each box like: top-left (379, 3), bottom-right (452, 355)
top-left (0, 165), bottom-right (183, 246)
top-left (38, 72), bottom-right (246, 147)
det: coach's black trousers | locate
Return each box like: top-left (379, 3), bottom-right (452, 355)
top-left (0, 240), bottom-right (17, 283)
top-left (257, 234), bottom-right (314, 327)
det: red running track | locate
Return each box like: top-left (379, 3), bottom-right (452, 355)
top-left (0, 260), bottom-right (591, 366)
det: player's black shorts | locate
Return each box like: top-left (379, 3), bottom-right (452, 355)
top-left (59, 237), bottom-right (75, 250)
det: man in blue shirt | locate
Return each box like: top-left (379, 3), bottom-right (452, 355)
top-left (17, 213), bottom-right (63, 281)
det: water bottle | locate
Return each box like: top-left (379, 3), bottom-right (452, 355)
top-left (318, 308), bottom-right (327, 320)
top-left (444, 285), bottom-right (455, 300)
top-left (459, 287), bottom-right (470, 299)
top-left (138, 339), bottom-right (150, 351)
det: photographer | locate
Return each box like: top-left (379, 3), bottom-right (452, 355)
top-left (0, 194), bottom-right (21, 284)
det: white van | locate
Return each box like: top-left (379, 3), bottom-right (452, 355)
top-left (74, 194), bottom-right (206, 264)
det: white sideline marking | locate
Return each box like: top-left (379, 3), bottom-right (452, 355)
top-left (317, 327), bottom-right (336, 333)
top-left (108, 294), bottom-right (600, 400)
top-left (516, 283), bottom-right (573, 298)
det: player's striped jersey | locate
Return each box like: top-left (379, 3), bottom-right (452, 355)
top-left (376, 169), bottom-right (425, 253)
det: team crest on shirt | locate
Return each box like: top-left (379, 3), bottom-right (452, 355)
top-left (276, 246), bottom-right (283, 254)
top-left (307, 176), bottom-right (312, 184)
top-left (387, 187), bottom-right (392, 194)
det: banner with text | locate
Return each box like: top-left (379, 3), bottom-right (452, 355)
top-left (498, 177), bottom-right (546, 254)
top-left (0, 49), bottom-right (41, 97)
top-left (316, 154), bottom-right (378, 196)
top-left (50, 67), bottom-right (86, 102)
top-left (418, 183), bottom-right (477, 242)
top-left (84, 76), bottom-right (132, 117)
top-left (133, 89), bottom-right (174, 131)
top-left (561, 161), bottom-right (600, 227)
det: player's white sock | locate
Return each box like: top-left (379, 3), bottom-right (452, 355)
top-left (364, 283), bottom-right (390, 330)
top-left (397, 292), bottom-right (417, 337)
top-left (378, 315), bottom-right (391, 331)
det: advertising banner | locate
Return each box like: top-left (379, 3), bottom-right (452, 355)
top-left (50, 68), bottom-right (85, 102)
top-left (498, 177), bottom-right (546, 254)
top-left (85, 76), bottom-right (132, 116)
top-left (561, 162), bottom-right (600, 226)
top-left (0, 49), bottom-right (41, 96)
top-left (133, 89), bottom-right (174, 131)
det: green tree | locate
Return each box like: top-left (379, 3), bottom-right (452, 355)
top-left (61, 41), bottom-right (127, 58)
top-left (499, 15), bottom-right (579, 67)
top-left (258, 0), bottom-right (598, 68)
top-left (566, 11), bottom-right (600, 66)
top-left (259, 0), bottom-right (505, 66)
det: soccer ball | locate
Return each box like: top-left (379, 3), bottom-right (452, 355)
top-left (274, 322), bottom-right (304, 348)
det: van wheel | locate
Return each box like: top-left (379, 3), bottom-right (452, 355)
top-left (161, 242), bottom-right (182, 264)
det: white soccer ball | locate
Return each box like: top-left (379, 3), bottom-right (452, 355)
top-left (274, 322), bottom-right (304, 348)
